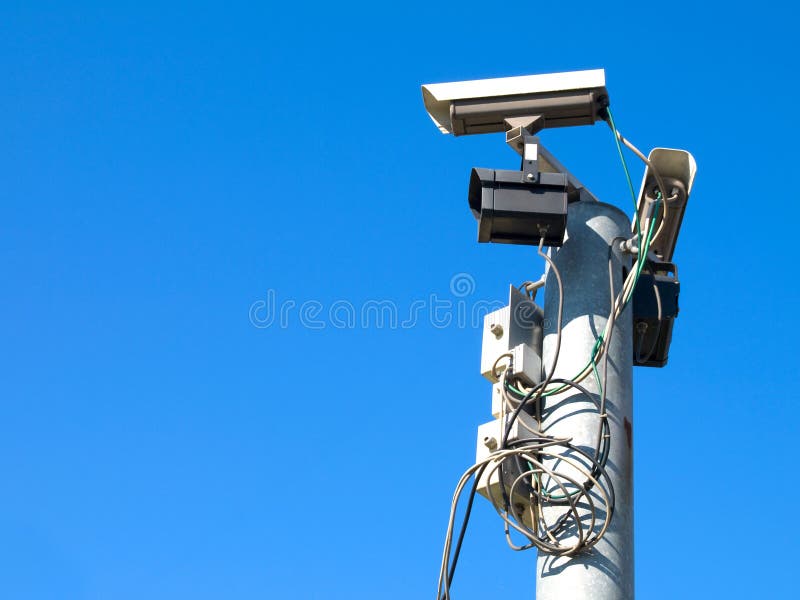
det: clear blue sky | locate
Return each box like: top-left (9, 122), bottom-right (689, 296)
top-left (1, 2), bottom-right (797, 599)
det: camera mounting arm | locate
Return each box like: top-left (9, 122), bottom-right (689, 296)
top-left (504, 117), bottom-right (599, 204)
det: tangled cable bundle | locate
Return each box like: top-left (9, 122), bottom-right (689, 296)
top-left (436, 108), bottom-right (668, 600)
top-left (486, 441), bottom-right (613, 553)
top-left (490, 375), bottom-right (615, 555)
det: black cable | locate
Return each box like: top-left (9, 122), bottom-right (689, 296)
top-left (440, 463), bottom-right (487, 600)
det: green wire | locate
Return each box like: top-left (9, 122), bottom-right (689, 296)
top-left (591, 355), bottom-right (603, 399)
top-left (606, 106), bottom-right (640, 244)
top-left (589, 335), bottom-right (605, 408)
top-left (624, 197), bottom-right (659, 305)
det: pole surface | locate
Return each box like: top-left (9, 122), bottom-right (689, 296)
top-left (537, 201), bottom-right (635, 599)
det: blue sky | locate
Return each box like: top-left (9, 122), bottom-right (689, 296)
top-left (1, 2), bottom-right (798, 599)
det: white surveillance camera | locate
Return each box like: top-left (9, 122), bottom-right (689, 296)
top-left (421, 69), bottom-right (609, 136)
top-left (636, 148), bottom-right (697, 263)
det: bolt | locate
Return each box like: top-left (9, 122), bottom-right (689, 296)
top-left (620, 238), bottom-right (639, 255)
top-left (526, 173), bottom-right (535, 181)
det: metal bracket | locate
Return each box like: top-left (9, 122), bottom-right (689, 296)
top-left (503, 116), bottom-right (598, 203)
top-left (505, 115), bottom-right (545, 151)
top-left (501, 117), bottom-right (543, 184)
top-left (520, 136), bottom-right (540, 183)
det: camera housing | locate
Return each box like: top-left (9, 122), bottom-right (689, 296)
top-left (635, 148), bottom-right (697, 262)
top-left (469, 136), bottom-right (568, 247)
top-left (421, 69), bottom-right (609, 136)
top-left (468, 168), bottom-right (568, 247)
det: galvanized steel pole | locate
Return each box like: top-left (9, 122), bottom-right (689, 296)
top-left (537, 200), bottom-right (635, 599)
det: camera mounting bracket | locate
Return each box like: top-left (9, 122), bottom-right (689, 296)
top-left (503, 116), bottom-right (599, 203)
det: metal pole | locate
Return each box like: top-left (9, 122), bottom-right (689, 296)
top-left (537, 200), bottom-right (635, 599)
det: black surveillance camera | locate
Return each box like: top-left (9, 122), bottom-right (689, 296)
top-left (468, 167), bottom-right (567, 247)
